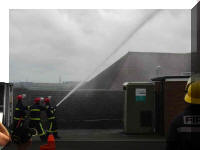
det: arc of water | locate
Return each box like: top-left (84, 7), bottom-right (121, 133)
top-left (56, 10), bottom-right (161, 108)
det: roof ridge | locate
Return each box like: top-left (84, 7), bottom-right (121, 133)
top-left (127, 51), bottom-right (190, 54)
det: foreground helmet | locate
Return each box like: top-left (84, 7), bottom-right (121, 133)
top-left (34, 97), bottom-right (41, 103)
top-left (184, 74), bottom-right (200, 104)
top-left (17, 95), bottom-right (23, 101)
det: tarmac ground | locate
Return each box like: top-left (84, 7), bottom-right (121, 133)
top-left (6, 129), bottom-right (166, 150)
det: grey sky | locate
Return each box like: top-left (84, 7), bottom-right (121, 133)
top-left (9, 9), bottom-right (191, 83)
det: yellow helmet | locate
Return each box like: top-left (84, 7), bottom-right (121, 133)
top-left (184, 74), bottom-right (200, 104)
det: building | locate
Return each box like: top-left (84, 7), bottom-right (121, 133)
top-left (14, 52), bottom-right (191, 131)
top-left (83, 52), bottom-right (190, 90)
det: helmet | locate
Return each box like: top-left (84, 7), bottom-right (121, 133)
top-left (34, 97), bottom-right (41, 103)
top-left (17, 95), bottom-right (23, 101)
top-left (185, 74), bottom-right (200, 91)
top-left (184, 74), bottom-right (200, 104)
top-left (44, 97), bottom-right (50, 103)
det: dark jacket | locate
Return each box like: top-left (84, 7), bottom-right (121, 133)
top-left (14, 101), bottom-right (27, 120)
top-left (28, 103), bottom-right (46, 121)
top-left (166, 104), bottom-right (200, 150)
top-left (45, 103), bottom-right (56, 120)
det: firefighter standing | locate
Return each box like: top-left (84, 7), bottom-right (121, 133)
top-left (28, 97), bottom-right (46, 142)
top-left (44, 97), bottom-right (59, 138)
top-left (12, 95), bottom-right (27, 132)
top-left (166, 74), bottom-right (200, 150)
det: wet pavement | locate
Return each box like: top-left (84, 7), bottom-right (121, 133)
top-left (7, 129), bottom-right (166, 150)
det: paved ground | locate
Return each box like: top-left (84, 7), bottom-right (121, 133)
top-left (6, 129), bottom-right (166, 150)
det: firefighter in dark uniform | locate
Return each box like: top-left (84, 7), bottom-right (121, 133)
top-left (166, 75), bottom-right (200, 150)
top-left (28, 97), bottom-right (46, 142)
top-left (44, 97), bottom-right (59, 138)
top-left (12, 95), bottom-right (27, 132)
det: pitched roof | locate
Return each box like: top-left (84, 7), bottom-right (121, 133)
top-left (82, 52), bottom-right (191, 90)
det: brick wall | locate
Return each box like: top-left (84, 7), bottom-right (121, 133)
top-left (164, 81), bottom-right (188, 133)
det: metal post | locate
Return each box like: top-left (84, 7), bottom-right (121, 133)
top-left (7, 84), bottom-right (14, 127)
top-left (9, 84), bottom-right (14, 125)
top-left (3, 84), bottom-right (7, 126)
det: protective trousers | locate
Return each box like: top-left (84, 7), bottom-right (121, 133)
top-left (29, 120), bottom-right (46, 141)
top-left (11, 119), bottom-right (24, 133)
top-left (47, 119), bottom-right (57, 133)
top-left (47, 118), bottom-right (58, 137)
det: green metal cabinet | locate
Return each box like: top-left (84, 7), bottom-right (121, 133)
top-left (123, 82), bottom-right (155, 134)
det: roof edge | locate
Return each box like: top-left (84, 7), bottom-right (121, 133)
top-left (127, 51), bottom-right (191, 55)
top-left (151, 76), bottom-right (190, 81)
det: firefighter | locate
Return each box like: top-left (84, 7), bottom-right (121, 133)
top-left (28, 97), bottom-right (46, 142)
top-left (44, 97), bottom-right (59, 138)
top-left (12, 95), bottom-right (27, 132)
top-left (166, 74), bottom-right (200, 150)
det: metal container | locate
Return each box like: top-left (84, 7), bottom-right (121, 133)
top-left (123, 82), bottom-right (155, 134)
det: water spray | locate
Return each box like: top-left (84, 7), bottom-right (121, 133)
top-left (56, 10), bottom-right (161, 108)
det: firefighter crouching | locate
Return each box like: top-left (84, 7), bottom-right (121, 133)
top-left (12, 95), bottom-right (28, 132)
top-left (166, 74), bottom-right (200, 150)
top-left (44, 97), bottom-right (59, 139)
top-left (28, 97), bottom-right (46, 142)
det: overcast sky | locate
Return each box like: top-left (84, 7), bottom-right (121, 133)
top-left (9, 9), bottom-right (191, 83)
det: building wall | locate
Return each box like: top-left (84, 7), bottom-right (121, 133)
top-left (13, 80), bottom-right (189, 131)
top-left (191, 2), bottom-right (200, 73)
top-left (164, 81), bottom-right (188, 134)
top-left (13, 88), bottom-right (124, 129)
top-left (154, 82), bottom-right (164, 135)
top-left (191, 2), bottom-right (200, 52)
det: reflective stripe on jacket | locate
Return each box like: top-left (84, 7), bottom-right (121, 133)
top-left (166, 105), bottom-right (200, 150)
top-left (28, 103), bottom-right (46, 120)
top-left (45, 104), bottom-right (56, 119)
top-left (14, 101), bottom-right (27, 120)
